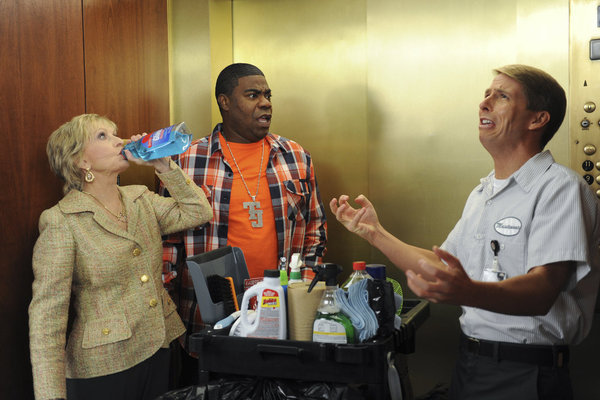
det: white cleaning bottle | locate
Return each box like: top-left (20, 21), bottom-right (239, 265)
top-left (238, 269), bottom-right (287, 339)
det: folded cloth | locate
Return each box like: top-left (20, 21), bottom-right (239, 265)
top-left (334, 279), bottom-right (379, 342)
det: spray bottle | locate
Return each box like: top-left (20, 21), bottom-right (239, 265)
top-left (309, 263), bottom-right (355, 344)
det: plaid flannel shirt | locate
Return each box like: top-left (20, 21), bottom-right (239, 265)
top-left (160, 124), bottom-right (327, 346)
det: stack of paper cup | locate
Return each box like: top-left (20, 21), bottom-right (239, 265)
top-left (287, 281), bottom-right (325, 341)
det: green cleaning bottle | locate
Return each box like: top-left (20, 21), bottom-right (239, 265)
top-left (308, 263), bottom-right (355, 344)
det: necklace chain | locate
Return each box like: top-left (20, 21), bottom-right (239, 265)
top-left (82, 190), bottom-right (128, 223)
top-left (224, 138), bottom-right (265, 201)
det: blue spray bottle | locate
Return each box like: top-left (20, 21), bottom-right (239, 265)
top-left (123, 122), bottom-right (192, 161)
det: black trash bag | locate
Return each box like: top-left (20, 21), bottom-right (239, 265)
top-left (210, 377), bottom-right (256, 400)
top-left (157, 377), bottom-right (368, 400)
top-left (155, 384), bottom-right (210, 400)
top-left (265, 379), bottom-right (368, 400)
top-left (155, 379), bottom-right (256, 400)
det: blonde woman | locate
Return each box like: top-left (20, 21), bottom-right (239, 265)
top-left (29, 114), bottom-right (212, 400)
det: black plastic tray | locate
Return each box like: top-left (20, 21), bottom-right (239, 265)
top-left (189, 299), bottom-right (429, 388)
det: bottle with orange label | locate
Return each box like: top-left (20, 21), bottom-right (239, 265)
top-left (238, 269), bottom-right (287, 339)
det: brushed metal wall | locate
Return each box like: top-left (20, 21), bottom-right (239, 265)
top-left (169, 0), bottom-right (570, 274)
top-left (227, 0), bottom-right (569, 276)
top-left (168, 0), bottom-right (212, 137)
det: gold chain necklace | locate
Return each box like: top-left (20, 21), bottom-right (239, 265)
top-left (224, 138), bottom-right (265, 228)
top-left (82, 190), bottom-right (128, 223)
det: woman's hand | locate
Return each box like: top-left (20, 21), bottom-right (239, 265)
top-left (123, 133), bottom-right (172, 173)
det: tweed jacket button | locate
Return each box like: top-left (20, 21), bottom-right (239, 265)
top-left (149, 298), bottom-right (158, 307)
top-left (132, 248), bottom-right (141, 256)
top-left (102, 328), bottom-right (110, 335)
top-left (186, 178), bottom-right (191, 185)
top-left (140, 274), bottom-right (149, 283)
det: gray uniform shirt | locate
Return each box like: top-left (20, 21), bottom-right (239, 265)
top-left (442, 150), bottom-right (600, 345)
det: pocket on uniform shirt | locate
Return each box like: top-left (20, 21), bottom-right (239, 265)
top-left (493, 234), bottom-right (526, 277)
top-left (81, 314), bottom-right (132, 349)
top-left (284, 179), bottom-right (309, 221)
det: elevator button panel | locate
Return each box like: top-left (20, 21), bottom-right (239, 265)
top-left (570, 1), bottom-right (600, 199)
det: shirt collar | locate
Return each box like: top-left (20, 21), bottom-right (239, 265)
top-left (478, 150), bottom-right (555, 195)
top-left (208, 123), bottom-right (288, 156)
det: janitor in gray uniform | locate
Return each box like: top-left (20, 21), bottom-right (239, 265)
top-left (330, 64), bottom-right (600, 400)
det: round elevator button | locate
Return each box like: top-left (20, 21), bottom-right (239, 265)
top-left (583, 145), bottom-right (596, 155)
top-left (581, 118), bottom-right (591, 128)
top-left (584, 101), bottom-right (596, 113)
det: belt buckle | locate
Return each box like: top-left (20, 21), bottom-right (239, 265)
top-left (467, 336), bottom-right (480, 353)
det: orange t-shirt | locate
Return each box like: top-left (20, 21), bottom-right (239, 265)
top-left (219, 134), bottom-right (278, 278)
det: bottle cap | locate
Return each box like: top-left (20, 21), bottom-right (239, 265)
top-left (352, 261), bottom-right (366, 270)
top-left (264, 269), bottom-right (279, 278)
top-left (365, 264), bottom-right (386, 280)
top-left (289, 253), bottom-right (302, 271)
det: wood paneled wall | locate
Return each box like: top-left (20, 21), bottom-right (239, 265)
top-left (0, 1), bottom-right (85, 397)
top-left (0, 1), bottom-right (169, 398)
top-left (84, 0), bottom-right (170, 188)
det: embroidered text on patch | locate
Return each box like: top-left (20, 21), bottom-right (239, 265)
top-left (494, 217), bottom-right (522, 236)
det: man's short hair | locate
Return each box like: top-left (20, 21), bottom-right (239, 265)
top-left (494, 64), bottom-right (566, 148)
top-left (215, 63), bottom-right (264, 105)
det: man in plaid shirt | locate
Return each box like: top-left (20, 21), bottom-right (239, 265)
top-left (160, 63), bottom-right (327, 385)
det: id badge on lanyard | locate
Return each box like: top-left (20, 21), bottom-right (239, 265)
top-left (482, 240), bottom-right (508, 282)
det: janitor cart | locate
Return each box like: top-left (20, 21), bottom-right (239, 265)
top-left (189, 298), bottom-right (429, 400)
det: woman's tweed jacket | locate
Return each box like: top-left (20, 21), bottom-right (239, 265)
top-left (29, 162), bottom-right (212, 400)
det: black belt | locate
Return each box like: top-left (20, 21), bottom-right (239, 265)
top-left (460, 332), bottom-right (569, 368)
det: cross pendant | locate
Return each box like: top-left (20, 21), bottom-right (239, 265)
top-left (243, 200), bottom-right (263, 228)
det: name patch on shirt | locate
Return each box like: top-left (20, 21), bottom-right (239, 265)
top-left (494, 217), bottom-right (521, 236)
